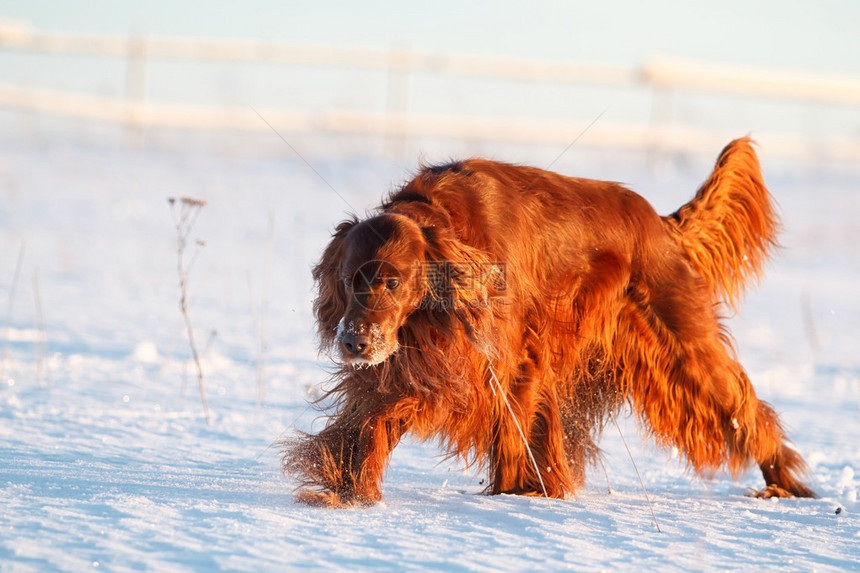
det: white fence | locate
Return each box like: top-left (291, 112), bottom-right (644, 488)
top-left (1, 20), bottom-right (859, 160)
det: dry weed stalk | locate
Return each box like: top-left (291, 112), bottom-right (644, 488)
top-left (1, 241), bottom-right (25, 383)
top-left (32, 266), bottom-right (48, 387)
top-left (249, 213), bottom-right (274, 417)
top-left (247, 272), bottom-right (261, 414)
top-left (610, 413), bottom-right (662, 533)
top-left (169, 196), bottom-right (211, 425)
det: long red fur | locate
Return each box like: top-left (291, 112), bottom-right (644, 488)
top-left (283, 138), bottom-right (815, 506)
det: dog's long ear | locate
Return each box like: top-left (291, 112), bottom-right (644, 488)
top-left (312, 217), bottom-right (357, 350)
top-left (421, 227), bottom-right (505, 352)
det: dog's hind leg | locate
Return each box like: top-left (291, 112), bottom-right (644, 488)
top-left (618, 252), bottom-right (815, 497)
top-left (733, 378), bottom-right (817, 498)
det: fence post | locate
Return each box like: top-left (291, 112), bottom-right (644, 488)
top-left (124, 33), bottom-right (149, 144)
top-left (385, 42), bottom-right (411, 155)
top-left (648, 85), bottom-right (675, 158)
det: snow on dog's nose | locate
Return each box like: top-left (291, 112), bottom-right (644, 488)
top-left (341, 330), bottom-right (370, 357)
top-left (337, 321), bottom-right (400, 366)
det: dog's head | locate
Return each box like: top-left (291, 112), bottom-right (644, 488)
top-left (313, 211), bottom-right (503, 367)
top-left (313, 213), bottom-right (424, 366)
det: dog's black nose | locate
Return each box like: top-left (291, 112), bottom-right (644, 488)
top-left (342, 331), bottom-right (370, 356)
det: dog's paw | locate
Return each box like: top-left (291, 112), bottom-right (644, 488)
top-left (294, 488), bottom-right (375, 508)
top-left (749, 484), bottom-right (795, 499)
top-left (295, 488), bottom-right (346, 507)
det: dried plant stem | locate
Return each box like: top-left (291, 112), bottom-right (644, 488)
top-left (1, 241), bottom-right (25, 382)
top-left (610, 413), bottom-right (661, 532)
top-left (179, 281), bottom-right (210, 425)
top-left (170, 197), bottom-right (211, 425)
top-left (247, 271), bottom-right (261, 415)
top-left (247, 213), bottom-right (274, 418)
top-left (487, 361), bottom-right (552, 508)
top-left (596, 452), bottom-right (612, 495)
top-left (258, 213), bottom-right (274, 412)
top-left (32, 267), bottom-right (48, 387)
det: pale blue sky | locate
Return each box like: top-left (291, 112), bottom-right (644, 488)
top-left (2, 0), bottom-right (858, 74)
top-left (2, 0), bottom-right (858, 153)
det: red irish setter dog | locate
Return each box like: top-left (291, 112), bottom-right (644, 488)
top-left (284, 138), bottom-right (815, 506)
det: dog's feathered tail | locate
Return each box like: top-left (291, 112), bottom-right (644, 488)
top-left (656, 138), bottom-right (815, 498)
top-left (664, 137), bottom-right (779, 309)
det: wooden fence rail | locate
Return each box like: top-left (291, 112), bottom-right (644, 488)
top-left (3, 20), bottom-right (860, 104)
top-left (1, 19), bottom-right (859, 160)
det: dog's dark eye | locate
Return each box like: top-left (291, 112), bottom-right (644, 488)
top-left (385, 278), bottom-right (400, 290)
top-left (342, 277), bottom-right (353, 290)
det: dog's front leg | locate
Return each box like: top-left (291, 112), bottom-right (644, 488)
top-left (283, 402), bottom-right (410, 507)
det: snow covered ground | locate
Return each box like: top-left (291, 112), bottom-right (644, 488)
top-left (1, 117), bottom-right (858, 571)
